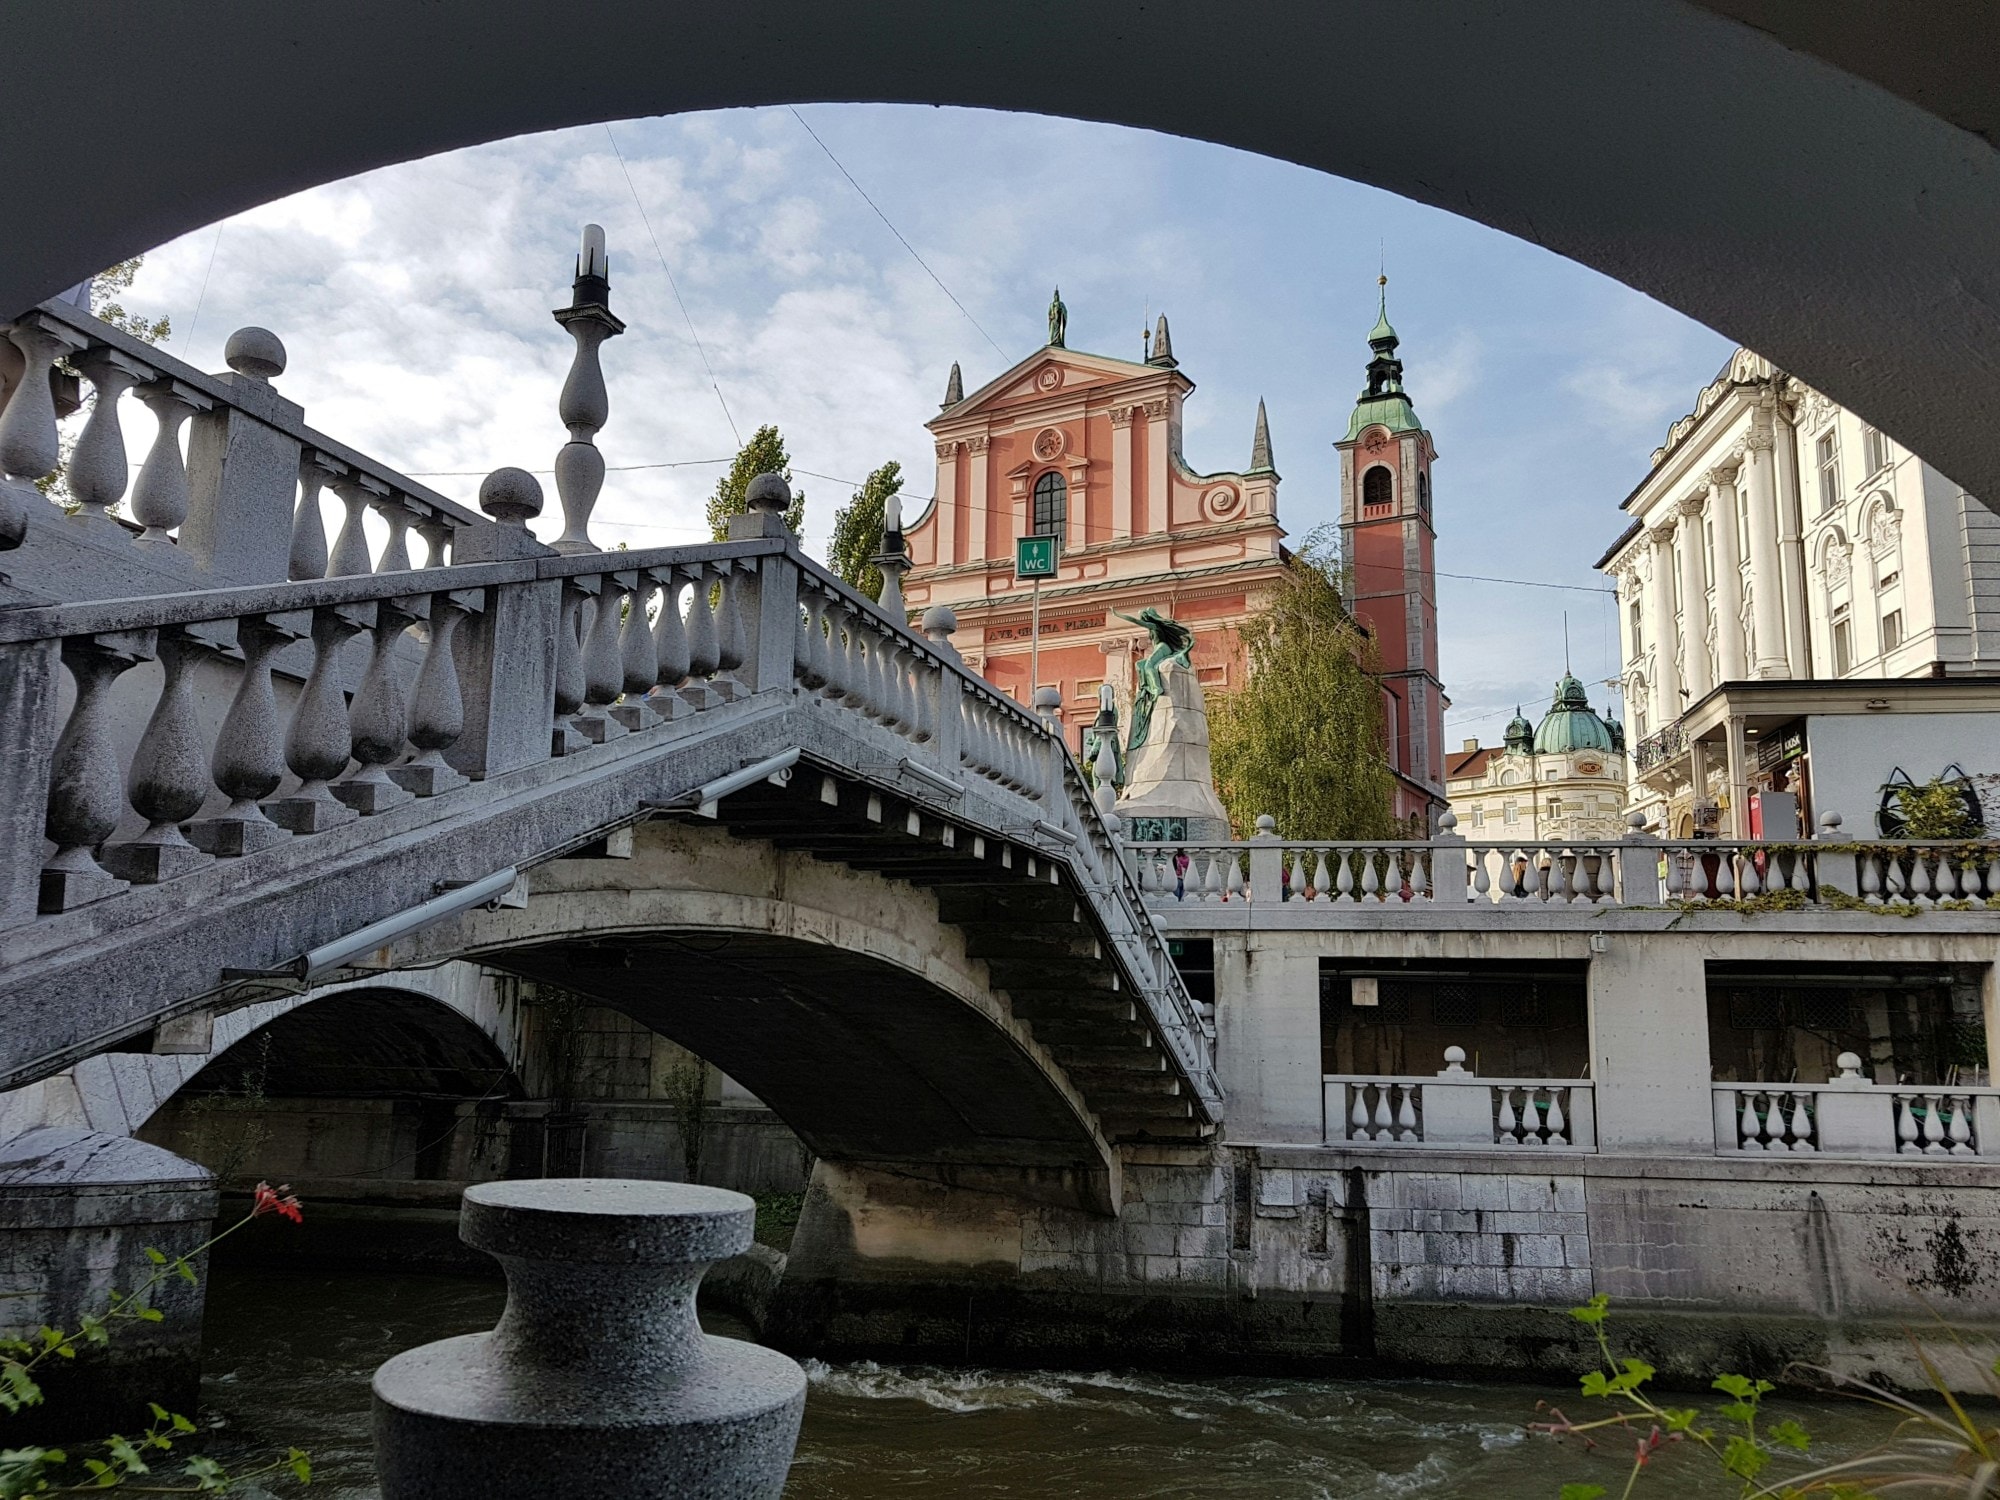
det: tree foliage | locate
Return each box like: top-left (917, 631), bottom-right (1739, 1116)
top-left (1208, 527), bottom-right (1396, 841)
top-left (827, 460), bottom-right (903, 602)
top-left (705, 424), bottom-right (805, 541)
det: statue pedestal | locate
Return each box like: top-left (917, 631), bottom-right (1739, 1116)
top-left (1118, 658), bottom-right (1229, 836)
top-left (373, 1180), bottom-right (805, 1499)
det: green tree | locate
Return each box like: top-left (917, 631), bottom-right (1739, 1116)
top-left (1208, 526), bottom-right (1397, 841)
top-left (827, 460), bottom-right (903, 602)
top-left (705, 424), bottom-right (805, 541)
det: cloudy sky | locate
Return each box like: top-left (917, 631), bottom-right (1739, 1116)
top-left (118, 104), bottom-right (1732, 747)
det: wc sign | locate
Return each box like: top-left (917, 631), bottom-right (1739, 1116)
top-left (1015, 535), bottom-right (1058, 578)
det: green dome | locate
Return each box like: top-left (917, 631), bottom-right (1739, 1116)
top-left (1532, 674), bottom-right (1617, 755)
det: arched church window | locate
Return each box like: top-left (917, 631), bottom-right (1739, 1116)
top-left (1032, 471), bottom-right (1066, 537)
top-left (1418, 473), bottom-right (1430, 514)
top-left (1362, 465), bottom-right (1393, 510)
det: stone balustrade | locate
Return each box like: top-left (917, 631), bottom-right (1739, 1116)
top-left (1713, 1053), bottom-right (2000, 1157)
top-left (1324, 1049), bottom-right (1597, 1151)
top-left (1127, 813), bottom-right (2000, 915)
top-left (0, 299), bottom-right (489, 587)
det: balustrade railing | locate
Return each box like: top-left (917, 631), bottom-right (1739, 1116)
top-left (1713, 1058), bottom-right (2000, 1157)
top-left (1324, 1050), bottom-right (1596, 1150)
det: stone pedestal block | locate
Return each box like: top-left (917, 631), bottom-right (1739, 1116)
top-left (372, 1179), bottom-right (805, 1500)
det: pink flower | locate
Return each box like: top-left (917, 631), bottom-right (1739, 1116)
top-left (252, 1181), bottom-right (303, 1224)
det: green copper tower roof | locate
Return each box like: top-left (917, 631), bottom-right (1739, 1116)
top-left (1343, 275), bottom-right (1423, 441)
top-left (1531, 673), bottom-right (1619, 755)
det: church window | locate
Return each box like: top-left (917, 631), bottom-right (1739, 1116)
top-left (1816, 432), bottom-right (1840, 512)
top-left (1362, 465), bottom-right (1393, 511)
top-left (1032, 471), bottom-right (1066, 536)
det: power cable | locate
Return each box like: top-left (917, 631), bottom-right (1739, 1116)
top-left (177, 223), bottom-right (225, 359)
top-left (787, 106), bottom-right (1008, 361)
top-left (603, 123), bottom-right (741, 446)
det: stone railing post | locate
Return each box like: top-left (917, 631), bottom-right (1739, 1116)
top-left (372, 1180), bottom-right (805, 1499)
top-left (0, 639), bottom-right (60, 927)
top-left (1812, 810), bottom-right (1857, 900)
top-left (180, 328), bottom-right (302, 583)
top-left (1420, 1047), bottom-right (1491, 1145)
top-left (1247, 813), bottom-right (1283, 903)
top-left (1814, 1051), bottom-right (1893, 1155)
top-left (1618, 810), bottom-right (1661, 904)
top-left (729, 474), bottom-right (801, 696)
top-left (921, 606), bottom-right (963, 777)
top-left (550, 225), bottom-right (624, 555)
top-left (449, 468), bottom-right (559, 780)
top-left (1431, 810), bottom-right (1469, 902)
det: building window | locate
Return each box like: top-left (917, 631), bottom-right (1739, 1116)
top-left (1362, 465), bottom-right (1393, 510)
top-left (1832, 612), bottom-right (1853, 675)
top-left (1816, 432), bottom-right (1839, 512)
top-left (1629, 600), bottom-right (1643, 654)
top-left (1031, 471), bottom-right (1066, 537)
top-left (1878, 569), bottom-right (1898, 590)
top-left (1471, 806), bottom-right (1484, 828)
top-left (1703, 519), bottom-right (1716, 584)
top-left (1862, 425), bottom-right (1890, 474)
top-left (1417, 472), bottom-right (1431, 514)
top-left (1503, 801), bottom-right (1519, 826)
top-left (1882, 609), bottom-right (1903, 654)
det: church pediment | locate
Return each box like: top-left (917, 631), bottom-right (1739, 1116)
top-left (931, 347), bottom-right (1182, 428)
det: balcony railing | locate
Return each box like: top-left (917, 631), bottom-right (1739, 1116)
top-left (1633, 719), bottom-right (1690, 774)
top-left (1324, 1050), bottom-right (1597, 1150)
top-left (1713, 1056), bottom-right (2000, 1157)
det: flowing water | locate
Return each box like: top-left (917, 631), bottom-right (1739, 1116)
top-left (199, 1267), bottom-right (1883, 1498)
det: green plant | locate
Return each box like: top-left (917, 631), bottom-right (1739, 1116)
top-left (827, 461), bottom-right (903, 604)
top-left (661, 1052), bottom-right (711, 1185)
top-left (705, 425), bottom-right (806, 541)
top-left (0, 1184), bottom-right (310, 1496)
top-left (1536, 1296), bottom-right (2000, 1498)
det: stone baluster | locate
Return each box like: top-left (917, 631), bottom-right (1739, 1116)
top-left (550, 223), bottom-right (625, 554)
top-left (102, 627), bottom-right (220, 883)
top-left (375, 497), bottom-right (416, 573)
top-left (1223, 853), bottom-right (1244, 901)
top-left (332, 597), bottom-right (421, 814)
top-left (1496, 1088), bottom-right (1521, 1145)
top-left (610, 572), bottom-right (661, 732)
top-left (1788, 1094), bottom-right (1816, 1151)
top-left (390, 590), bottom-right (475, 796)
top-left (816, 595), bottom-right (851, 702)
top-left (1946, 1095), bottom-right (1974, 1154)
top-left (571, 576), bottom-right (625, 743)
top-left (1348, 1087), bottom-right (1370, 1141)
top-left (131, 379), bottom-right (210, 545)
top-left (1309, 851), bottom-right (1331, 901)
top-left (1545, 1089), bottom-right (1569, 1145)
top-left (266, 605), bottom-right (368, 832)
top-left (67, 347), bottom-right (148, 535)
top-left (1895, 1095), bottom-right (1921, 1153)
top-left (1359, 850), bottom-right (1382, 902)
top-left (1469, 848), bottom-right (1492, 902)
top-left (188, 612), bottom-right (306, 856)
top-left (679, 568), bottom-right (723, 711)
top-left (0, 315), bottom-right (85, 547)
top-left (329, 473), bottom-right (386, 577)
top-left (794, 588), bottom-right (827, 691)
top-left (289, 455), bottom-right (339, 581)
top-left (1370, 1085), bottom-right (1394, 1141)
top-left (906, 648), bottom-right (935, 744)
top-left (40, 631), bottom-right (157, 910)
top-left (712, 564), bottom-right (748, 700)
top-left (415, 515), bottom-right (453, 571)
top-left (551, 579), bottom-right (589, 757)
top-left (1547, 852), bottom-right (1570, 904)
top-left (649, 570), bottom-right (694, 722)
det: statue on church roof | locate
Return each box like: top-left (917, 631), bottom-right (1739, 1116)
top-left (1047, 287), bottom-right (1067, 348)
top-left (1114, 606), bottom-right (1195, 753)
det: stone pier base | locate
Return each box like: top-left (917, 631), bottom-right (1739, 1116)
top-left (0, 1128), bottom-right (217, 1441)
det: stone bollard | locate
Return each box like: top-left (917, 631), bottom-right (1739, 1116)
top-left (373, 1180), bottom-right (805, 1499)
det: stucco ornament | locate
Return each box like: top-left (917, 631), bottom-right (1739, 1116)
top-left (1827, 543), bottom-right (1851, 589)
top-left (1032, 427), bottom-right (1065, 461)
top-left (1869, 507), bottom-right (1900, 557)
top-left (1114, 607), bottom-right (1195, 754)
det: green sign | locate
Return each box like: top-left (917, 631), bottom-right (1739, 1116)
top-left (1015, 534), bottom-right (1058, 579)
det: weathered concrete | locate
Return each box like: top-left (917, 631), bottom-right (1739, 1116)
top-left (373, 1180), bottom-right (805, 1500)
top-left (0, 1128), bottom-right (216, 1439)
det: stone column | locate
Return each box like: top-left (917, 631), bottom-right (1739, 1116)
top-left (1707, 463), bottom-right (1747, 681)
top-left (1109, 404), bottom-right (1136, 538)
top-left (964, 436), bottom-right (991, 562)
top-left (373, 1180), bottom-right (805, 1499)
top-left (1723, 712), bottom-right (1751, 838)
top-left (1675, 495), bottom-right (1712, 701)
top-left (1742, 426), bottom-right (1789, 675)
top-left (932, 439), bottom-right (959, 566)
top-left (1586, 934), bottom-right (1714, 1152)
top-left (1645, 522), bottom-right (1681, 726)
top-left (1771, 408), bottom-right (1812, 675)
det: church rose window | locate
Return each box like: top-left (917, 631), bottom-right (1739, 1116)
top-left (1362, 465), bottom-right (1393, 510)
top-left (1032, 471), bottom-right (1066, 536)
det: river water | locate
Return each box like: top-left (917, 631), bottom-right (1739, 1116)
top-left (199, 1268), bottom-right (1881, 1498)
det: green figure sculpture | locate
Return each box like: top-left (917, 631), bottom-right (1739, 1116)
top-left (1115, 607), bottom-right (1195, 754)
top-left (1047, 287), bottom-right (1067, 348)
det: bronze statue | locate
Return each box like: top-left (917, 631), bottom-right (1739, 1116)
top-left (1115, 606), bottom-right (1195, 753)
top-left (1047, 287), bottom-right (1067, 348)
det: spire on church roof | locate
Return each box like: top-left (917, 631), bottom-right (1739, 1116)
top-left (1368, 274), bottom-right (1397, 347)
top-left (1343, 273), bottom-right (1424, 442)
top-left (1147, 312), bottom-right (1176, 368)
top-left (941, 361), bottom-right (963, 410)
top-left (1248, 398), bottom-right (1274, 473)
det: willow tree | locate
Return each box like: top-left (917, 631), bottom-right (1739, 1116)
top-left (1208, 527), bottom-right (1396, 840)
top-left (827, 460), bottom-right (902, 602)
top-left (706, 424), bottom-right (806, 540)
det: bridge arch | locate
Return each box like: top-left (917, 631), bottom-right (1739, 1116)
top-left (4, 6), bottom-right (1998, 503)
top-left (400, 817), bottom-right (1122, 1212)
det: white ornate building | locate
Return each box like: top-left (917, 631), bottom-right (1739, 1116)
top-left (1598, 350), bottom-right (2000, 837)
top-left (1445, 675), bottom-right (1628, 842)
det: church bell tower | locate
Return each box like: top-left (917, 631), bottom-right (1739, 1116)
top-left (1336, 278), bottom-right (1446, 827)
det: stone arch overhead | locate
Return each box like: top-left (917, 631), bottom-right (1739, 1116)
top-left (4, 4), bottom-right (1999, 507)
top-left (396, 822), bottom-right (1120, 1211)
top-left (0, 966), bottom-right (513, 1141)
